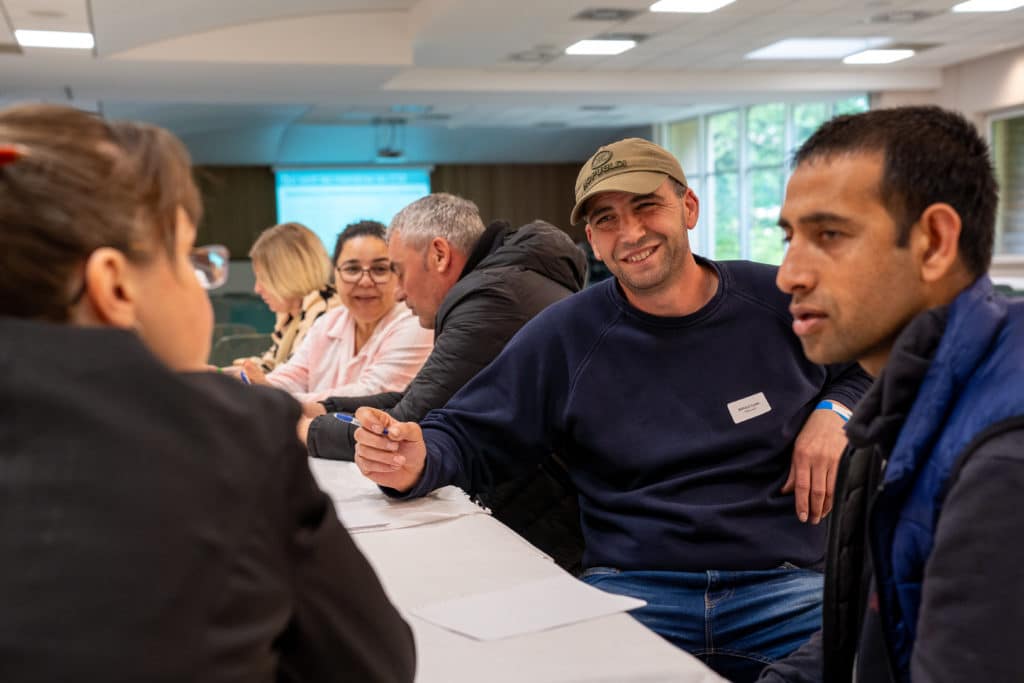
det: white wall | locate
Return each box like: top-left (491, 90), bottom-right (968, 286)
top-left (938, 47), bottom-right (1024, 125)
top-left (874, 46), bottom-right (1024, 282)
top-left (873, 46), bottom-right (1024, 124)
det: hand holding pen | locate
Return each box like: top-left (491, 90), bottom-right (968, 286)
top-left (214, 365), bottom-right (253, 385)
top-left (239, 360), bottom-right (269, 386)
top-left (334, 412), bottom-right (387, 434)
top-left (350, 407), bottom-right (426, 493)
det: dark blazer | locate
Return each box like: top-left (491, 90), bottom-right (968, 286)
top-left (0, 317), bottom-right (415, 683)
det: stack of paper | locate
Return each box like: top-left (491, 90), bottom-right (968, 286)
top-left (308, 458), bottom-right (486, 533)
top-left (411, 574), bottom-right (646, 640)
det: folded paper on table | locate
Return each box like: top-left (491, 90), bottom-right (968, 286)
top-left (308, 458), bottom-right (486, 532)
top-left (411, 574), bottom-right (646, 641)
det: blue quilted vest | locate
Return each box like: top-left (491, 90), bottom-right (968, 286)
top-left (869, 277), bottom-right (1024, 680)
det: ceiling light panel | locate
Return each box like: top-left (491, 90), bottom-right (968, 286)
top-left (952, 0), bottom-right (1024, 11)
top-left (746, 38), bottom-right (890, 60)
top-left (565, 39), bottom-right (636, 55)
top-left (843, 49), bottom-right (915, 64)
top-left (650, 0), bottom-right (736, 13)
top-left (14, 30), bottom-right (93, 49)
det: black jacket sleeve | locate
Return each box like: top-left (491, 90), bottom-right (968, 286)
top-left (310, 392), bottom-right (405, 462)
top-left (277, 434), bottom-right (416, 682)
top-left (757, 629), bottom-right (823, 683)
top-left (308, 285), bottom-right (526, 461)
top-left (910, 426), bottom-right (1024, 683)
top-left (322, 391), bottom-right (404, 414)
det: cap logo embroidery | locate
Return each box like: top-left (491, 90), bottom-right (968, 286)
top-left (581, 159), bottom-right (627, 192)
top-left (592, 150), bottom-right (613, 169)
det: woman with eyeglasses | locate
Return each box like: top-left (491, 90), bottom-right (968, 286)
top-left (0, 104), bottom-right (415, 682)
top-left (235, 222), bottom-right (340, 372)
top-left (241, 221), bottom-right (433, 403)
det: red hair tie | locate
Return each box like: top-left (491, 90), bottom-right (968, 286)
top-left (0, 144), bottom-right (28, 166)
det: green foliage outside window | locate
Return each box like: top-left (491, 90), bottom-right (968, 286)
top-left (750, 169), bottom-right (785, 264)
top-left (710, 111), bottom-right (739, 172)
top-left (665, 95), bottom-right (869, 265)
top-left (747, 103), bottom-right (785, 167)
top-left (834, 95), bottom-right (870, 116)
top-left (713, 173), bottom-right (740, 259)
top-left (991, 112), bottom-right (1024, 255)
top-left (793, 103), bottom-right (829, 151)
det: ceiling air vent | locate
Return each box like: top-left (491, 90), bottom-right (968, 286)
top-left (574, 8), bottom-right (642, 22)
top-left (866, 10), bottom-right (936, 24)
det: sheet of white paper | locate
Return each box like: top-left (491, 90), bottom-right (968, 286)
top-left (411, 574), bottom-right (646, 641)
top-left (308, 458), bottom-right (485, 533)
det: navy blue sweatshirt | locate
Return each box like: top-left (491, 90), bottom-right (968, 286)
top-left (405, 258), bottom-right (870, 572)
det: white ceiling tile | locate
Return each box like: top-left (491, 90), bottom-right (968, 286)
top-left (0, 0), bottom-right (1008, 151)
top-left (4, 0), bottom-right (90, 32)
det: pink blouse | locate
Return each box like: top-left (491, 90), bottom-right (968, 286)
top-left (266, 302), bottom-right (433, 403)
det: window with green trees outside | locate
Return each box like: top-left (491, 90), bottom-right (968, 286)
top-left (661, 95), bottom-right (869, 265)
top-left (991, 110), bottom-right (1024, 256)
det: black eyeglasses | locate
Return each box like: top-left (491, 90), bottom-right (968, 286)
top-left (335, 262), bottom-right (394, 284)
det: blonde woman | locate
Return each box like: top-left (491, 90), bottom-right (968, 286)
top-left (236, 222), bottom-right (339, 371)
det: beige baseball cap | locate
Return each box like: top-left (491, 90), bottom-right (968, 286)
top-left (571, 137), bottom-right (688, 225)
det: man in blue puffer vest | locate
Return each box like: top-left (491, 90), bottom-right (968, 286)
top-left (760, 106), bottom-right (1024, 683)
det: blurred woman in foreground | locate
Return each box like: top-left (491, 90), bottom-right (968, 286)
top-left (0, 104), bottom-right (414, 683)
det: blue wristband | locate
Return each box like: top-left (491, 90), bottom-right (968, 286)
top-left (816, 400), bottom-right (851, 422)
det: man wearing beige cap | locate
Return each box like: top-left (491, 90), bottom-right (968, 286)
top-left (350, 138), bottom-right (870, 682)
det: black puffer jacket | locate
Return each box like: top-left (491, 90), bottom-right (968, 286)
top-left (307, 219), bottom-right (586, 461)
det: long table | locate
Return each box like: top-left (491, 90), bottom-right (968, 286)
top-left (313, 461), bottom-right (725, 683)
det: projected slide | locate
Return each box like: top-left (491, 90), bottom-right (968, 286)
top-left (275, 168), bottom-right (431, 252)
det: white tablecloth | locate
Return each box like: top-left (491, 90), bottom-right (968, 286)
top-left (313, 460), bottom-right (726, 683)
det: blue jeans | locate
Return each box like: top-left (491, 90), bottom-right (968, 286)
top-left (580, 565), bottom-right (822, 683)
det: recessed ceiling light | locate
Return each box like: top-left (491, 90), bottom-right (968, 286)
top-left (14, 30), bottom-right (94, 49)
top-left (953, 0), bottom-right (1024, 11)
top-left (650, 0), bottom-right (736, 13)
top-left (843, 48), bottom-right (915, 64)
top-left (746, 38), bottom-right (889, 60)
top-left (565, 39), bottom-right (636, 55)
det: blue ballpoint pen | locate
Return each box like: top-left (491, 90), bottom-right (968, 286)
top-left (239, 370), bottom-right (251, 385)
top-left (333, 412), bottom-right (388, 435)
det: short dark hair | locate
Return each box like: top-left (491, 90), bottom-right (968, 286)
top-left (669, 177), bottom-right (687, 198)
top-left (331, 219), bottom-right (387, 265)
top-left (793, 105), bottom-right (997, 277)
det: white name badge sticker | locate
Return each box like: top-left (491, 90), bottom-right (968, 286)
top-left (727, 392), bottom-right (772, 424)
